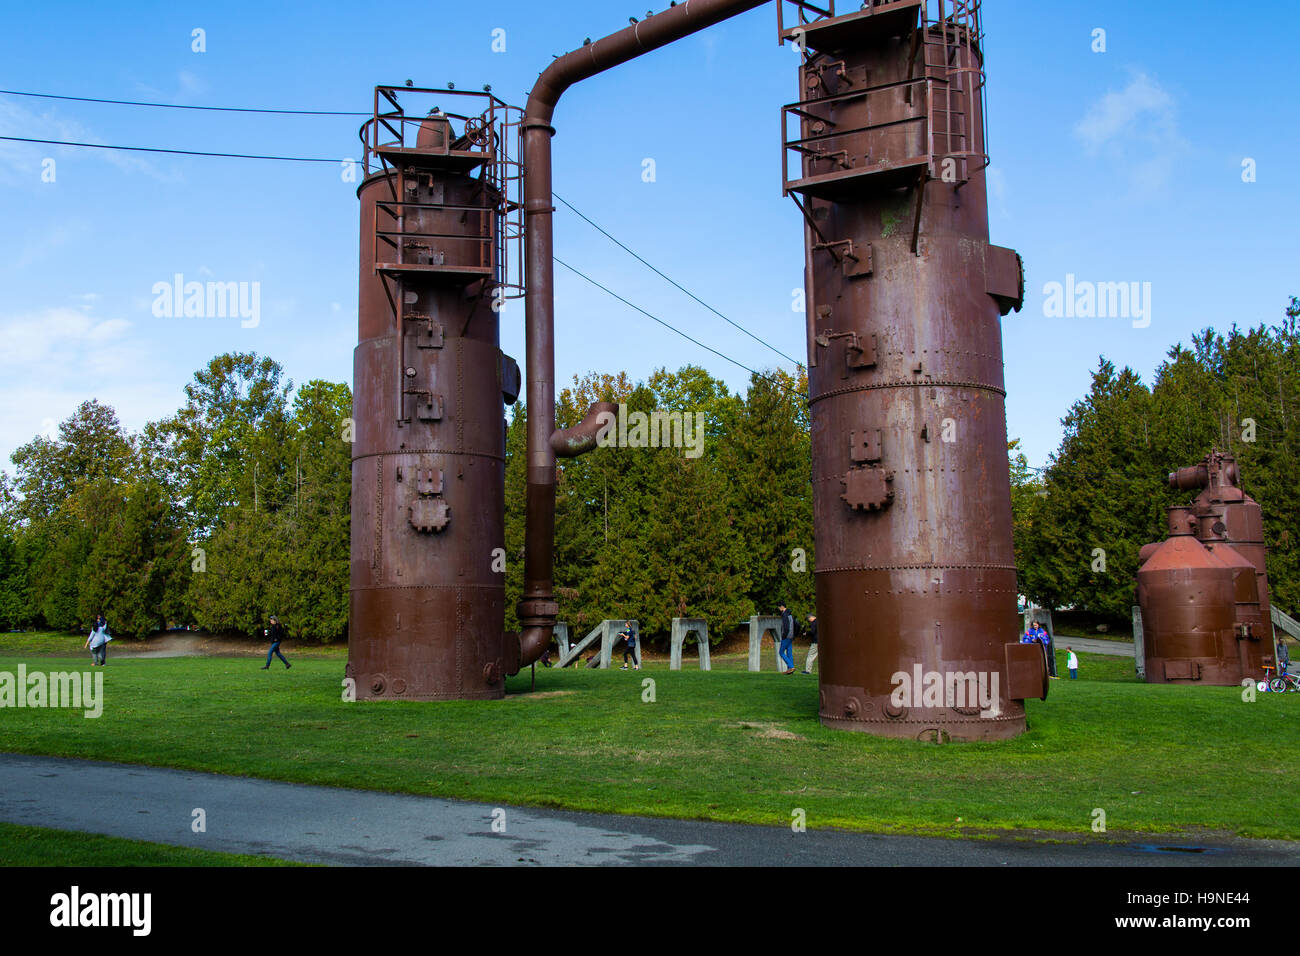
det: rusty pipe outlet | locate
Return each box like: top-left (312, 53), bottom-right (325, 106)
top-left (551, 401), bottom-right (618, 458)
top-left (512, 0), bottom-right (769, 673)
top-left (1168, 465), bottom-right (1210, 490)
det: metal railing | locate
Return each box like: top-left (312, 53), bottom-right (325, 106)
top-left (358, 85), bottom-right (524, 298)
top-left (778, 0), bottom-right (989, 192)
top-left (779, 0), bottom-right (983, 42)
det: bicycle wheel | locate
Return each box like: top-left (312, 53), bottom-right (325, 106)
top-left (1269, 678), bottom-right (1287, 693)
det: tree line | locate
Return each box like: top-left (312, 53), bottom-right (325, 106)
top-left (8, 296), bottom-right (1294, 643)
top-left (0, 355), bottom-right (813, 643)
top-left (0, 353), bottom-right (351, 640)
top-left (1013, 297), bottom-right (1300, 622)
top-left (506, 366), bottom-right (814, 640)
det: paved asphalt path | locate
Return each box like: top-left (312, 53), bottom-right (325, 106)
top-left (1059, 637), bottom-right (1135, 657)
top-left (1, 754), bottom-right (1294, 866)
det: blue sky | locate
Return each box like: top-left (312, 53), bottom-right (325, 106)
top-left (0, 0), bottom-right (1295, 472)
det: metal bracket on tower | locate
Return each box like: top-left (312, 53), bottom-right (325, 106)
top-left (850, 428), bottom-right (883, 463)
top-left (815, 329), bottom-right (877, 377)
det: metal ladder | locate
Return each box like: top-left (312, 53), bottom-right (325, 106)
top-left (920, 0), bottom-right (984, 184)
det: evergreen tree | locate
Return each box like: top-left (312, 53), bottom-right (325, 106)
top-left (717, 368), bottom-right (814, 616)
top-left (1022, 359), bottom-right (1164, 617)
top-left (77, 477), bottom-right (190, 637)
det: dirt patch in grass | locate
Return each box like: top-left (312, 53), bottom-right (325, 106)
top-left (510, 690), bottom-right (576, 700)
top-left (736, 721), bottom-right (805, 741)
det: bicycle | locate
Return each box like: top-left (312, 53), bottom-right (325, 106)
top-left (1259, 662), bottom-right (1300, 693)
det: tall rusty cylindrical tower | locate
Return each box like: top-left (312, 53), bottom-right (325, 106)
top-left (348, 88), bottom-right (523, 701)
top-left (780, 1), bottom-right (1035, 739)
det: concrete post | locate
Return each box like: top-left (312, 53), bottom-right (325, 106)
top-left (599, 620), bottom-right (638, 669)
top-left (1131, 605), bottom-right (1146, 680)
top-left (747, 615), bottom-right (782, 672)
top-left (555, 621), bottom-right (604, 669)
top-left (670, 618), bottom-right (711, 670)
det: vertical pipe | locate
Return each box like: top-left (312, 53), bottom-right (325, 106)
top-left (513, 0), bottom-right (770, 670)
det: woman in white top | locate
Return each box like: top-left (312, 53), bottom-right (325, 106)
top-left (84, 613), bottom-right (109, 666)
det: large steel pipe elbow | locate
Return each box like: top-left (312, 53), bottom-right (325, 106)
top-left (515, 626), bottom-right (553, 673)
top-left (551, 401), bottom-right (618, 458)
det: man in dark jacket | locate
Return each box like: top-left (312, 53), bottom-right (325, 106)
top-left (802, 614), bottom-right (818, 674)
top-left (777, 603), bottom-right (795, 674)
top-left (260, 615), bottom-right (291, 670)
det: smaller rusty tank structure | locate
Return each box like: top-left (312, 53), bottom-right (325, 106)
top-left (1137, 452), bottom-right (1272, 685)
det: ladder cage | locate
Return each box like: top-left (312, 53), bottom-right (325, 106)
top-left (778, 0), bottom-right (990, 195)
top-left (358, 86), bottom-right (525, 299)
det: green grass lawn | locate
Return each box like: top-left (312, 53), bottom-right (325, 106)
top-left (0, 642), bottom-right (1293, 841)
top-left (0, 822), bottom-right (301, 866)
top-left (1, 630), bottom-right (348, 658)
top-left (1, 631), bottom-right (99, 656)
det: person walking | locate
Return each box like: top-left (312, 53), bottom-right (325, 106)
top-left (84, 612), bottom-right (110, 666)
top-left (1022, 618), bottom-right (1054, 677)
top-left (801, 614), bottom-right (818, 674)
top-left (618, 623), bottom-right (639, 670)
top-left (1066, 646), bottom-right (1079, 680)
top-left (777, 603), bottom-right (795, 675)
top-left (1039, 621), bottom-right (1058, 679)
top-left (260, 615), bottom-right (291, 670)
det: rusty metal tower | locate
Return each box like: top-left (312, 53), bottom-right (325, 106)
top-left (780, 0), bottom-right (1042, 739)
top-left (347, 87), bottom-right (524, 700)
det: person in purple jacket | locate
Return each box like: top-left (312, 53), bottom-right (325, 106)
top-left (1022, 619), bottom-right (1058, 677)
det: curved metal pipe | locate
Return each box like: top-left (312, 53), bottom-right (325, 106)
top-left (513, 0), bottom-right (769, 673)
top-left (551, 401), bottom-right (618, 459)
top-left (517, 626), bottom-right (553, 669)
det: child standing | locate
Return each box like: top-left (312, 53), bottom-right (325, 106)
top-left (1066, 647), bottom-right (1079, 680)
top-left (801, 614), bottom-right (818, 674)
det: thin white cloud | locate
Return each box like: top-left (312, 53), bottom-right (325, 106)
top-left (0, 306), bottom-right (132, 367)
top-left (0, 97), bottom-right (177, 182)
top-left (1073, 71), bottom-right (1187, 190)
top-left (0, 381), bottom-right (182, 469)
top-left (176, 71), bottom-right (209, 101)
top-left (1075, 73), bottom-right (1174, 150)
top-left (0, 303), bottom-right (177, 466)
top-left (131, 71), bottom-right (210, 106)
top-left (8, 221), bottom-right (92, 271)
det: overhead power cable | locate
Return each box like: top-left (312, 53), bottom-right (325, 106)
top-left (553, 192), bottom-right (804, 370)
top-left (2, 86), bottom-right (806, 378)
top-left (555, 256), bottom-right (804, 399)
top-left (0, 101), bottom-right (807, 395)
top-left (0, 88), bottom-right (368, 116)
top-left (0, 135), bottom-right (339, 163)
